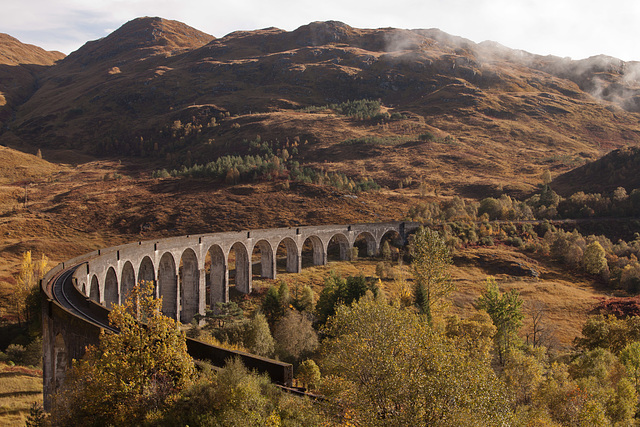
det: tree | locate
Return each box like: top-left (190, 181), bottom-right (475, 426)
top-left (51, 281), bottom-right (195, 426)
top-left (476, 277), bottom-right (524, 364)
top-left (262, 286), bottom-right (282, 326)
top-left (409, 226), bottom-right (454, 325)
top-left (320, 294), bottom-right (514, 426)
top-left (445, 312), bottom-right (496, 362)
top-left (297, 359), bottom-right (321, 390)
top-left (381, 240), bottom-right (392, 260)
top-left (315, 272), bottom-right (378, 326)
top-left (242, 313), bottom-right (274, 357)
top-left (583, 241), bottom-right (608, 276)
top-left (298, 285), bottom-right (315, 312)
top-left (11, 251), bottom-right (48, 326)
top-left (619, 342), bottom-right (640, 394)
top-left (161, 358), bottom-right (327, 426)
top-left (273, 310), bottom-right (318, 363)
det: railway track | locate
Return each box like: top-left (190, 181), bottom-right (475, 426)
top-left (49, 264), bottom-right (116, 333)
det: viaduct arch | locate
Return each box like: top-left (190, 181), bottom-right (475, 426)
top-left (41, 221), bottom-right (419, 409)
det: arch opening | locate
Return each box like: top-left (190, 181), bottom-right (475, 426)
top-left (179, 249), bottom-right (199, 323)
top-left (327, 233), bottom-right (350, 262)
top-left (207, 245), bottom-right (227, 305)
top-left (138, 256), bottom-right (156, 289)
top-left (276, 237), bottom-right (299, 274)
top-left (121, 261), bottom-right (136, 303)
top-left (229, 242), bottom-right (250, 295)
top-left (302, 235), bottom-right (325, 268)
top-left (158, 252), bottom-right (178, 320)
top-left (104, 267), bottom-right (119, 309)
top-left (380, 230), bottom-right (403, 261)
top-left (251, 240), bottom-right (274, 280)
top-left (89, 275), bottom-right (100, 303)
top-left (354, 232), bottom-right (377, 258)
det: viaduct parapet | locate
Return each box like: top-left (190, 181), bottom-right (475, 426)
top-left (41, 221), bottom-right (420, 409)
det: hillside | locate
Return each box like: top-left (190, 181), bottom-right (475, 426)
top-left (0, 20), bottom-right (639, 198)
top-left (551, 146), bottom-right (640, 196)
top-left (0, 34), bottom-right (64, 125)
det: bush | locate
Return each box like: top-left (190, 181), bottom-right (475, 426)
top-left (6, 344), bottom-right (26, 364)
top-left (419, 131), bottom-right (436, 141)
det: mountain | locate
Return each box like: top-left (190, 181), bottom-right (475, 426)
top-left (0, 33), bottom-right (64, 124)
top-left (551, 146), bottom-right (640, 196)
top-left (3, 19), bottom-right (640, 196)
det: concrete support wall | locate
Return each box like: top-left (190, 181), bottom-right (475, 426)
top-left (231, 242), bottom-right (251, 294)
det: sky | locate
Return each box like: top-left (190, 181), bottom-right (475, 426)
top-left (1, 0), bottom-right (638, 62)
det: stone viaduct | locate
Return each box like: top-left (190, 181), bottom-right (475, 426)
top-left (42, 221), bottom-right (420, 409)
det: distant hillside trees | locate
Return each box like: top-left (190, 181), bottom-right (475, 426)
top-left (153, 152), bottom-right (380, 193)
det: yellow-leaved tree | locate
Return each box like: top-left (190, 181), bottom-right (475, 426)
top-left (51, 281), bottom-right (195, 426)
top-left (11, 251), bottom-right (48, 326)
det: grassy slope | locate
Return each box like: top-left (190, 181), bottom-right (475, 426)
top-left (0, 363), bottom-right (42, 426)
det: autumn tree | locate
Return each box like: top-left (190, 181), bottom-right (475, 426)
top-left (476, 277), bottom-right (524, 364)
top-left (242, 312), bottom-right (275, 357)
top-left (273, 310), bottom-right (318, 363)
top-left (11, 251), bottom-right (48, 326)
top-left (583, 241), bottom-right (608, 276)
top-left (160, 358), bottom-right (326, 425)
top-left (619, 341), bottom-right (640, 395)
top-left (320, 294), bottom-right (514, 426)
top-left (409, 226), bottom-right (454, 325)
top-left (51, 281), bottom-right (195, 426)
top-left (297, 359), bottom-right (321, 391)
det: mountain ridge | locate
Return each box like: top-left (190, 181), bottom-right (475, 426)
top-left (2, 18), bottom-right (640, 197)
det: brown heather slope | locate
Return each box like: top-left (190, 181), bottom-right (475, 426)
top-left (3, 19), bottom-right (640, 198)
top-left (0, 34), bottom-right (64, 124)
top-left (551, 146), bottom-right (640, 196)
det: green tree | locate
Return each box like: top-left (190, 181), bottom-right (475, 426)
top-left (242, 313), bottom-right (275, 357)
top-left (321, 294), bottom-right (514, 426)
top-left (620, 341), bottom-right (640, 394)
top-left (297, 359), bottom-right (321, 391)
top-left (409, 226), bottom-right (454, 325)
top-left (51, 281), bottom-right (195, 426)
top-left (476, 277), bottom-right (524, 364)
top-left (315, 272), bottom-right (377, 326)
top-left (278, 280), bottom-right (290, 310)
top-left (298, 285), bottom-right (315, 312)
top-left (11, 251), bottom-right (48, 326)
top-left (583, 241), bottom-right (608, 275)
top-left (262, 286), bottom-right (282, 326)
